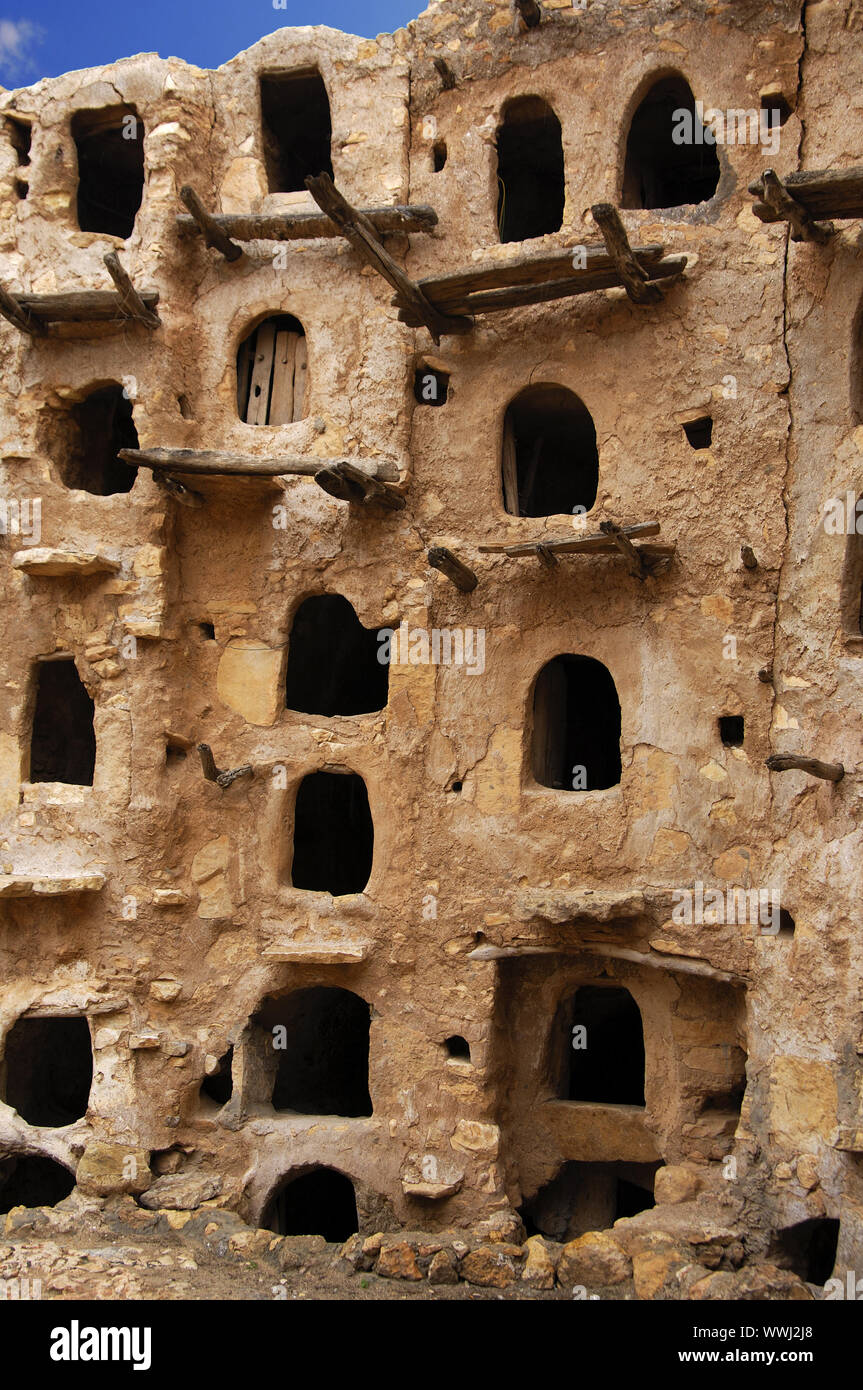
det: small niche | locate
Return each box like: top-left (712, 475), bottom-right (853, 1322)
top-left (777, 909), bottom-right (795, 938)
top-left (1, 1016), bottom-right (93, 1126)
top-left (51, 383), bottom-right (139, 496)
top-left (237, 315), bottom-right (307, 425)
top-left (71, 105), bottom-right (144, 239)
top-left (683, 416), bottom-right (712, 449)
top-left (761, 93), bottom-right (792, 128)
top-left (496, 95), bottom-right (564, 243)
top-left (286, 595), bottom-right (388, 716)
top-left (770, 1218), bottom-right (840, 1286)
top-left (290, 771), bottom-right (374, 895)
top-left (445, 1035), bottom-right (470, 1061)
top-left (177, 394), bottom-right (193, 419)
top-left (165, 740), bottom-right (187, 768)
top-left (0, 1155), bottom-right (75, 1213)
top-left (254, 987), bottom-right (372, 1117)
top-left (260, 70), bottom-right (333, 193)
top-left (719, 715), bottom-right (744, 747)
top-left (622, 75), bottom-right (720, 210)
top-left (30, 658), bottom-right (96, 786)
top-left (414, 366), bottom-right (449, 406)
top-left (262, 1167), bottom-right (359, 1242)
top-left (197, 621), bottom-right (216, 641)
top-left (449, 779), bottom-right (463, 793)
top-left (432, 140), bottom-right (447, 172)
top-left (6, 116), bottom-right (31, 199)
top-left (199, 1046), bottom-right (233, 1108)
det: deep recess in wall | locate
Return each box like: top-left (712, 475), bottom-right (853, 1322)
top-left (567, 986), bottom-right (646, 1105)
top-left (5, 115), bottom-right (30, 198)
top-left (290, 771), bottom-right (373, 894)
top-left (523, 1161), bottom-right (658, 1242)
top-left (414, 366), bottom-right (449, 405)
top-left (71, 105), bottom-right (144, 238)
top-left (502, 384), bottom-right (598, 517)
top-left (683, 415), bottom-right (713, 449)
top-left (0, 1155), bottom-right (76, 1213)
top-left (49, 384), bottom-right (139, 496)
top-left (285, 594), bottom-right (389, 716)
top-left (432, 140), bottom-right (447, 172)
top-left (719, 715), bottom-right (744, 747)
top-left (199, 1046), bottom-right (233, 1107)
top-left (255, 987), bottom-right (372, 1116)
top-left (445, 1035), bottom-right (470, 1061)
top-left (262, 1167), bottom-right (359, 1240)
top-left (260, 70), bottom-right (333, 192)
top-left (770, 1218), bottom-right (840, 1285)
top-left (622, 76), bottom-right (720, 209)
top-left (532, 654), bottom-right (622, 790)
top-left (237, 314), bottom-right (307, 425)
top-left (2, 1017), bottom-right (93, 1126)
top-left (496, 96), bottom-right (565, 242)
top-left (29, 659), bottom-right (96, 785)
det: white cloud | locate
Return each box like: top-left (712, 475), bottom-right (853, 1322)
top-left (0, 18), bottom-right (44, 78)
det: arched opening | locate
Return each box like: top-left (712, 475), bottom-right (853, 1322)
top-left (260, 69), bottom-right (332, 192)
top-left (770, 1218), bottom-right (840, 1286)
top-left (285, 595), bottom-right (389, 716)
top-left (29, 658), bottom-right (96, 786)
top-left (71, 105), bottom-right (144, 238)
top-left (532, 654), bottom-right (621, 791)
top-left (254, 986), bottom-right (372, 1117)
top-left (502, 385), bottom-right (597, 518)
top-left (237, 315), bottom-right (307, 425)
top-left (49, 384), bottom-right (139, 496)
top-left (622, 75), bottom-right (720, 210)
top-left (1, 1017), bottom-right (92, 1126)
top-left (0, 1154), bottom-right (76, 1212)
top-left (522, 1161), bottom-right (658, 1242)
top-left (496, 96), bottom-right (564, 243)
top-left (290, 771), bottom-right (373, 895)
top-left (565, 986), bottom-right (645, 1105)
top-left (445, 1035), bottom-right (471, 1061)
top-left (262, 1167), bottom-right (358, 1241)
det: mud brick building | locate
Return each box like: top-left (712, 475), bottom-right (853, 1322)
top-left (0, 0), bottom-right (862, 1291)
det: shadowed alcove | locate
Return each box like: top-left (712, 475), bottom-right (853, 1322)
top-left (285, 595), bottom-right (389, 716)
top-left (1, 1016), bottom-right (93, 1126)
top-left (260, 69), bottom-right (333, 192)
top-left (290, 771), bottom-right (373, 894)
top-left (622, 75), bottom-right (720, 209)
top-left (532, 655), bottom-right (622, 790)
top-left (71, 104), bottom-right (144, 238)
top-left (496, 96), bottom-right (565, 243)
top-left (253, 987), bottom-right (372, 1117)
top-left (261, 1167), bottom-right (358, 1241)
top-left (502, 385), bottom-right (598, 518)
top-left (29, 658), bottom-right (96, 786)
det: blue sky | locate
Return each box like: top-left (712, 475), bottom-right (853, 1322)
top-left (0, 1), bottom-right (423, 87)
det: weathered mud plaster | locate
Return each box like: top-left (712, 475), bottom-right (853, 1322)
top-left (0, 0), bottom-right (860, 1285)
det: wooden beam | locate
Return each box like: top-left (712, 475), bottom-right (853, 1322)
top-left (102, 252), bottom-right (161, 329)
top-left (748, 165), bottom-right (863, 221)
top-left (305, 172), bottom-right (472, 343)
top-left (766, 753), bottom-right (845, 782)
top-left (179, 185), bottom-right (243, 261)
top-left (400, 244), bottom-right (666, 303)
top-left (13, 289), bottom-right (160, 323)
top-left (314, 460), bottom-right (405, 509)
top-left (752, 169), bottom-right (834, 244)
top-left (117, 447), bottom-right (399, 482)
top-left (599, 520), bottom-right (648, 578)
top-left (197, 743), bottom-right (253, 789)
top-left (0, 283), bottom-right (43, 335)
top-left (433, 57), bottom-right (456, 90)
top-left (176, 202), bottom-right (438, 245)
top-left (428, 546), bottom-right (478, 591)
top-left (590, 203), bottom-right (664, 304)
top-left (515, 0), bottom-right (542, 26)
top-left (479, 521), bottom-right (661, 556)
top-left (314, 465), bottom-right (367, 504)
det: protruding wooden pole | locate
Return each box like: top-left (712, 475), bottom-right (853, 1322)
top-left (600, 520), bottom-right (649, 578)
top-left (515, 0), bottom-right (542, 26)
top-left (305, 173), bottom-right (472, 344)
top-left (766, 753), bottom-right (845, 782)
top-left (428, 546), bottom-right (478, 592)
top-left (757, 170), bottom-right (834, 244)
top-left (179, 185), bottom-right (243, 261)
top-left (314, 466), bottom-right (367, 504)
top-left (741, 544), bottom-right (758, 570)
top-left (198, 743), bottom-right (253, 789)
top-left (103, 253), bottom-right (161, 329)
top-left (591, 204), bottom-right (664, 304)
top-left (118, 447), bottom-right (398, 482)
top-left (0, 283), bottom-right (43, 336)
top-left (338, 460), bottom-right (405, 510)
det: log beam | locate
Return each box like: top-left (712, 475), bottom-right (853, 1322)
top-left (599, 519), bottom-right (648, 578)
top-left (102, 252), bottom-right (161, 329)
top-left (12, 289), bottom-right (160, 324)
top-left (766, 753), bottom-right (845, 782)
top-left (176, 201), bottom-right (438, 245)
top-left (305, 172), bottom-right (472, 343)
top-left (590, 203), bottom-right (664, 304)
top-left (428, 546), bottom-right (478, 591)
top-left (117, 447), bottom-right (399, 482)
top-left (0, 283), bottom-right (43, 336)
top-left (753, 169), bottom-right (834, 244)
top-left (314, 460), bottom-right (405, 509)
top-left (749, 165), bottom-right (863, 222)
top-left (198, 743), bottom-right (253, 789)
top-left (479, 521), bottom-right (661, 556)
top-left (179, 185), bottom-right (243, 261)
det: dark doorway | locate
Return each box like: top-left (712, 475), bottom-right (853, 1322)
top-left (256, 986), bottom-right (372, 1116)
top-left (237, 315), bottom-right (307, 425)
top-left (566, 986), bottom-right (645, 1105)
top-left (260, 70), bottom-right (333, 192)
top-left (199, 1047), bottom-right (233, 1107)
top-left (496, 96), bottom-right (564, 243)
top-left (30, 659), bottom-right (96, 786)
top-left (770, 1218), bottom-right (840, 1286)
top-left (622, 76), bottom-right (720, 209)
top-left (719, 715), bottom-right (744, 747)
top-left (0, 1155), bottom-right (76, 1212)
top-left (54, 384), bottom-right (139, 495)
top-left (502, 385), bottom-right (597, 518)
top-left (262, 1167), bottom-right (358, 1241)
top-left (71, 105), bottom-right (144, 238)
top-left (285, 595), bottom-right (388, 716)
top-left (2, 1017), bottom-right (92, 1126)
top-left (291, 771), bottom-right (373, 895)
top-left (532, 654), bottom-right (621, 791)
top-left (522, 1160), bottom-right (657, 1242)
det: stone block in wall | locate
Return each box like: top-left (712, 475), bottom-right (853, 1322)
top-left (76, 1142), bottom-right (152, 1196)
top-left (217, 639), bottom-right (285, 726)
